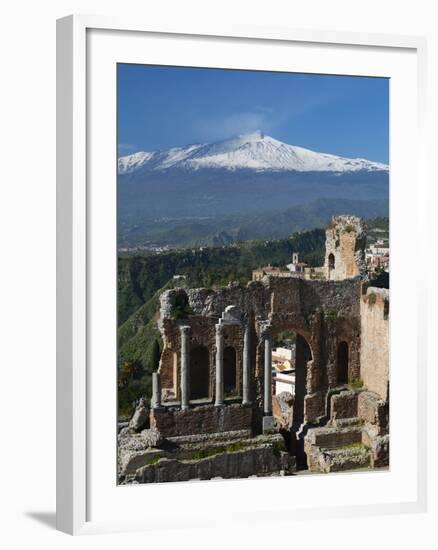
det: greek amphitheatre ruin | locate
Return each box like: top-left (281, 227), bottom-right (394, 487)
top-left (118, 215), bottom-right (389, 484)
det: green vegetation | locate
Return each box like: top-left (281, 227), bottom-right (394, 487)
top-left (333, 442), bottom-right (366, 451)
top-left (147, 454), bottom-right (163, 465)
top-left (225, 441), bottom-right (245, 453)
top-left (367, 217), bottom-right (389, 231)
top-left (271, 441), bottom-right (285, 458)
top-left (118, 228), bottom-right (326, 324)
top-left (325, 308), bottom-right (338, 320)
top-left (273, 330), bottom-right (296, 348)
top-left (190, 448), bottom-right (223, 460)
top-left (170, 294), bottom-right (194, 320)
top-left (116, 227), bottom-right (325, 416)
top-left (117, 311), bottom-right (163, 416)
top-left (117, 229), bottom-right (325, 416)
top-left (190, 441), bottom-right (246, 460)
top-left (366, 217), bottom-right (389, 245)
top-left (119, 197), bottom-right (389, 249)
top-left (348, 379), bottom-right (365, 391)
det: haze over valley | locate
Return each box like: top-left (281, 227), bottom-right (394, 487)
top-left (118, 132), bottom-right (389, 248)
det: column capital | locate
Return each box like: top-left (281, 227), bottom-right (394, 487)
top-left (180, 325), bottom-right (191, 336)
top-left (260, 321), bottom-right (272, 339)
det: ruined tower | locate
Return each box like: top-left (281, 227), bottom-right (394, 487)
top-left (324, 215), bottom-right (367, 281)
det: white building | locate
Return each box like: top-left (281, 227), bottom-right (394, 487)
top-left (274, 369), bottom-right (296, 395)
top-left (286, 252), bottom-right (307, 273)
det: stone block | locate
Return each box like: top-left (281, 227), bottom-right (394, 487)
top-left (331, 390), bottom-right (358, 420)
top-left (119, 448), bottom-right (164, 476)
top-left (370, 434), bottom-right (389, 467)
top-left (358, 391), bottom-right (388, 433)
top-left (305, 425), bottom-right (362, 449)
top-left (304, 391), bottom-right (325, 423)
top-left (262, 415), bottom-right (275, 434)
top-left (151, 403), bottom-right (253, 437)
top-left (133, 445), bottom-right (286, 483)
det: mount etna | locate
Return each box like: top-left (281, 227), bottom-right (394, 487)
top-left (117, 132), bottom-right (389, 248)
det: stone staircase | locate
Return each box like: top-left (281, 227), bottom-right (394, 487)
top-left (304, 421), bottom-right (372, 473)
top-left (119, 428), bottom-right (296, 483)
top-left (303, 388), bottom-right (389, 473)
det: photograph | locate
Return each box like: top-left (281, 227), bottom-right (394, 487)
top-left (116, 64), bottom-right (390, 484)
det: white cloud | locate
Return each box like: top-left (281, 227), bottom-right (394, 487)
top-left (193, 108), bottom-right (278, 141)
top-left (118, 143), bottom-right (137, 154)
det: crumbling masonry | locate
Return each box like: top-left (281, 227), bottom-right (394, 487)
top-left (118, 215), bottom-right (389, 483)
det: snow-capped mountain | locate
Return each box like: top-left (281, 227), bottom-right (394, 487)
top-left (118, 131), bottom-right (388, 175)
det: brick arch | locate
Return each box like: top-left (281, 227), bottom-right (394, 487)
top-left (268, 319), bottom-right (313, 427)
top-left (269, 315), bottom-right (314, 360)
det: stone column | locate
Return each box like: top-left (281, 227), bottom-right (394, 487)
top-left (262, 324), bottom-right (272, 416)
top-left (215, 323), bottom-right (224, 406)
top-left (152, 372), bottom-right (161, 408)
top-left (180, 325), bottom-right (191, 410)
top-left (242, 324), bottom-right (251, 405)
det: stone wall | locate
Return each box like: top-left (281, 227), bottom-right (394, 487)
top-left (360, 288), bottom-right (389, 400)
top-left (324, 215), bottom-right (367, 281)
top-left (133, 437), bottom-right (294, 483)
top-left (330, 390), bottom-right (358, 420)
top-left (150, 403), bottom-right (253, 437)
top-left (155, 218), bottom-right (386, 440)
top-left (159, 276), bottom-right (362, 329)
top-left (157, 274), bottom-right (364, 434)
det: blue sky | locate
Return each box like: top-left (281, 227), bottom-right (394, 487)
top-left (118, 64), bottom-right (389, 163)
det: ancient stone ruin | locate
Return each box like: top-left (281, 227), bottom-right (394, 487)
top-left (118, 215), bottom-right (389, 483)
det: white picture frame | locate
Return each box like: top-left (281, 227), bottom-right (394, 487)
top-left (57, 14), bottom-right (428, 535)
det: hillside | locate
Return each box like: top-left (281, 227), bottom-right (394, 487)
top-left (119, 197), bottom-right (388, 248)
top-left (118, 228), bottom-right (326, 324)
top-left (117, 228), bottom-right (326, 416)
top-left (117, 133), bottom-right (388, 248)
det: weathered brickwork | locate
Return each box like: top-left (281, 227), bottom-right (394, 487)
top-left (150, 403), bottom-right (253, 437)
top-left (156, 273), bottom-right (365, 428)
top-left (133, 436), bottom-right (294, 483)
top-left (324, 215), bottom-right (367, 281)
top-left (360, 288), bottom-right (389, 400)
top-left (330, 390), bottom-right (358, 420)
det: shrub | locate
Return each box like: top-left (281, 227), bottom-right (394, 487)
top-left (349, 378), bottom-right (364, 391)
top-left (147, 455), bottom-right (162, 465)
top-left (325, 308), bottom-right (337, 320)
top-left (170, 294), bottom-right (194, 320)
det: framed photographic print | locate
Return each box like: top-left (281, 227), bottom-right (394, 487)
top-left (57, 15), bottom-right (427, 535)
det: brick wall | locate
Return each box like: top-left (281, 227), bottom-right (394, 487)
top-left (150, 403), bottom-right (253, 437)
top-left (360, 288), bottom-right (389, 400)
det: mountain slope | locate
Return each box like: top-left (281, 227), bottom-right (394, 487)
top-left (118, 132), bottom-right (388, 174)
top-left (119, 197), bottom-right (388, 248)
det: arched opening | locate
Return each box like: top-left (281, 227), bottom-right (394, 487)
top-left (190, 346), bottom-right (209, 400)
top-left (271, 327), bottom-right (313, 470)
top-left (328, 253), bottom-right (335, 270)
top-left (337, 341), bottom-right (349, 385)
top-left (223, 346), bottom-right (237, 396)
top-left (271, 329), bottom-right (312, 425)
top-left (293, 334), bottom-right (313, 425)
top-left (272, 330), bottom-right (296, 398)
